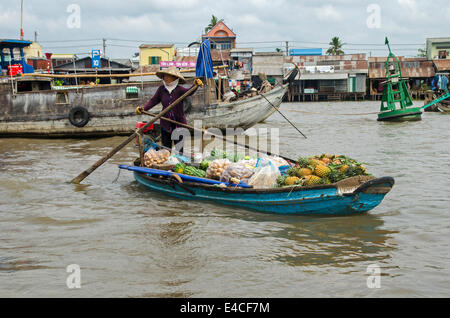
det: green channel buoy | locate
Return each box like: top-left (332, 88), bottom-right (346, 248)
top-left (377, 37), bottom-right (422, 121)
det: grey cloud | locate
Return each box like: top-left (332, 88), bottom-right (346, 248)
top-left (1, 0), bottom-right (448, 58)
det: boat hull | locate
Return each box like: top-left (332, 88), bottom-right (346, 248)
top-left (133, 171), bottom-right (394, 216)
top-left (437, 102), bottom-right (450, 113)
top-left (0, 79), bottom-right (287, 137)
top-left (377, 107), bottom-right (422, 121)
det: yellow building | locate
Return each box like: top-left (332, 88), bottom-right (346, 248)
top-left (426, 37), bottom-right (450, 60)
top-left (139, 44), bottom-right (174, 66)
top-left (23, 41), bottom-right (43, 58)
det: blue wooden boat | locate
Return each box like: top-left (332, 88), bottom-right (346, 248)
top-left (119, 165), bottom-right (394, 216)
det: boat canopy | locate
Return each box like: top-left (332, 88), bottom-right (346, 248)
top-left (0, 39), bottom-right (34, 74)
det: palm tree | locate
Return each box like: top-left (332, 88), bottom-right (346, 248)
top-left (326, 36), bottom-right (344, 55)
top-left (205, 15), bottom-right (221, 33)
top-left (417, 48), bottom-right (427, 58)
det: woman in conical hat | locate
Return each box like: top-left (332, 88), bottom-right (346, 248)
top-left (136, 66), bottom-right (203, 154)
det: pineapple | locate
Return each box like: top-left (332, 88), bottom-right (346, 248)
top-left (328, 170), bottom-right (346, 183)
top-left (296, 168), bottom-right (312, 177)
top-left (276, 176), bottom-right (288, 187)
top-left (308, 158), bottom-right (322, 168)
top-left (287, 167), bottom-right (298, 177)
top-left (285, 176), bottom-right (301, 186)
top-left (339, 164), bottom-right (349, 173)
top-left (304, 175), bottom-right (322, 186)
top-left (297, 157), bottom-right (310, 168)
top-left (345, 165), bottom-right (365, 177)
top-left (314, 165), bottom-right (331, 178)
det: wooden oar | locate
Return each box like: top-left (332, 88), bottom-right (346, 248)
top-left (71, 83), bottom-right (200, 184)
top-left (141, 110), bottom-right (296, 163)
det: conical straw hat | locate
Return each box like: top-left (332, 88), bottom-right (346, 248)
top-left (156, 66), bottom-right (186, 84)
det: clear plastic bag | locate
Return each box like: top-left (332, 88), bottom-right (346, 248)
top-left (206, 159), bottom-right (231, 180)
top-left (269, 156), bottom-right (289, 167)
top-left (164, 156), bottom-right (180, 165)
top-left (247, 158), bottom-right (281, 189)
top-left (144, 149), bottom-right (171, 167)
top-left (220, 162), bottom-right (255, 184)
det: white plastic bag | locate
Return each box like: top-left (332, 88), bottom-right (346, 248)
top-left (164, 156), bottom-right (180, 165)
top-left (247, 158), bottom-right (281, 188)
top-left (192, 152), bottom-right (204, 163)
top-left (220, 162), bottom-right (255, 184)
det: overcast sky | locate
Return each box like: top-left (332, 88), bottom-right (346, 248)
top-left (1, 0), bottom-right (449, 58)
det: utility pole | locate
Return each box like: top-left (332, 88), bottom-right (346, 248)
top-left (34, 30), bottom-right (38, 42)
top-left (20, 0), bottom-right (24, 39)
top-left (285, 41), bottom-right (289, 56)
top-left (102, 38), bottom-right (106, 57)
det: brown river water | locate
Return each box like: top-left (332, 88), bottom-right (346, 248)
top-left (0, 101), bottom-right (449, 297)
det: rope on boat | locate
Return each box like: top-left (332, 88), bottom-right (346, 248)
top-left (112, 166), bottom-right (122, 183)
top-left (283, 108), bottom-right (380, 116)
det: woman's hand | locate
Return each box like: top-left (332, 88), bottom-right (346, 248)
top-left (194, 78), bottom-right (203, 87)
top-left (136, 106), bottom-right (144, 115)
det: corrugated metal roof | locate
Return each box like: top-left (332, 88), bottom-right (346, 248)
top-left (433, 59), bottom-right (450, 71)
top-left (286, 54), bottom-right (368, 75)
top-left (132, 65), bottom-right (160, 73)
top-left (368, 57), bottom-right (435, 78)
top-left (287, 54), bottom-right (367, 63)
top-left (230, 48), bottom-right (253, 53)
top-left (300, 73), bottom-right (348, 80)
top-left (173, 56), bottom-right (197, 62)
top-left (210, 49), bottom-right (230, 62)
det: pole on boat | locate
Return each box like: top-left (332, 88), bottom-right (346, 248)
top-left (141, 110), bottom-right (295, 162)
top-left (259, 91), bottom-right (307, 139)
top-left (70, 82), bottom-right (201, 184)
top-left (258, 65), bottom-right (306, 139)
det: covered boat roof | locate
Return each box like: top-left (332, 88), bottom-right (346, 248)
top-left (0, 39), bottom-right (33, 49)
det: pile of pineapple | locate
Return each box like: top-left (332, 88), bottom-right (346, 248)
top-left (277, 154), bottom-right (369, 187)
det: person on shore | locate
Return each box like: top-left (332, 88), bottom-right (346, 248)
top-left (136, 67), bottom-right (203, 154)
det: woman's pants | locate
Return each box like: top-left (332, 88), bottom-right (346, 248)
top-left (161, 127), bottom-right (184, 154)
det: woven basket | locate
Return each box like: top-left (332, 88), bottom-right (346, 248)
top-left (148, 163), bottom-right (176, 171)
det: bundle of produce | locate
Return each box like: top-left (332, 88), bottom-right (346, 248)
top-left (199, 160), bottom-right (211, 171)
top-left (143, 149), bottom-right (171, 167)
top-left (278, 154), bottom-right (370, 187)
top-left (173, 163), bottom-right (206, 178)
top-left (209, 149), bottom-right (252, 163)
top-left (220, 161), bottom-right (255, 184)
top-left (206, 159), bottom-right (231, 180)
top-left (237, 158), bottom-right (257, 167)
